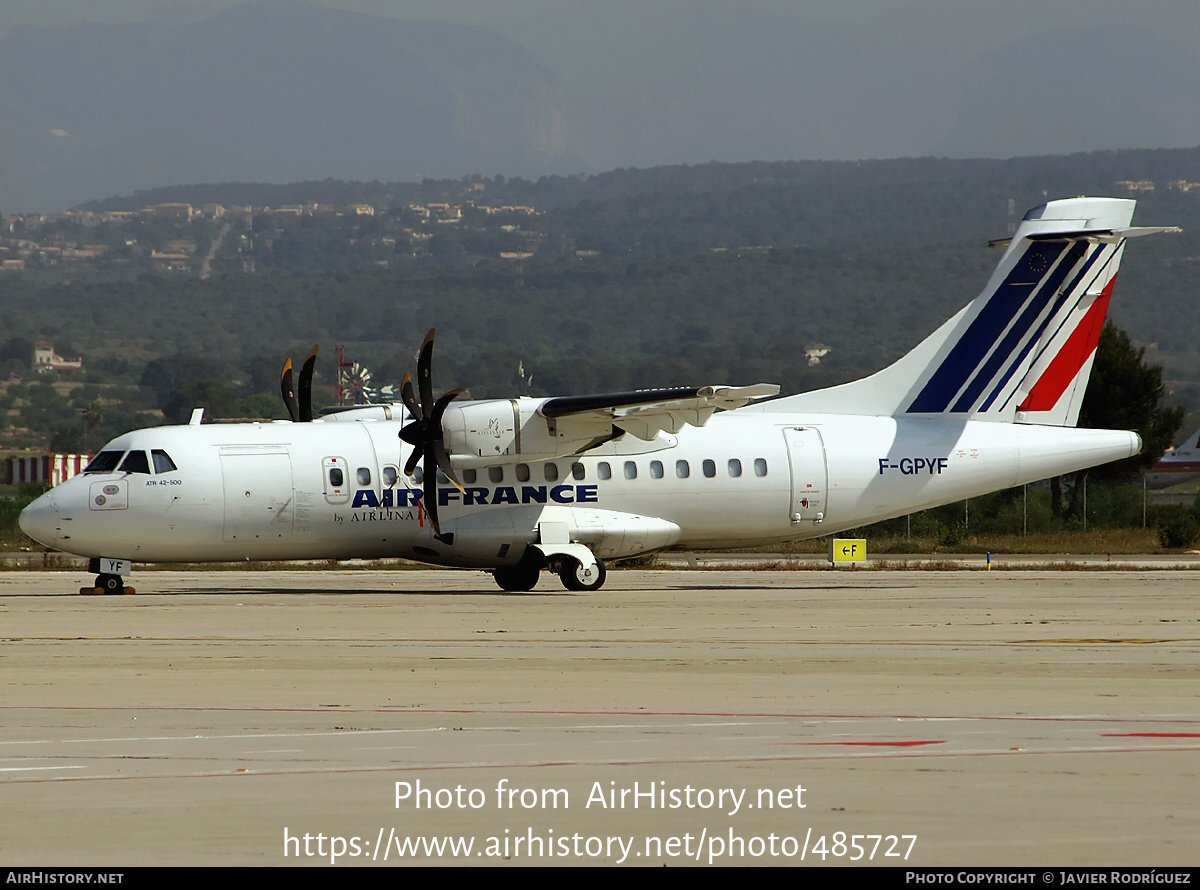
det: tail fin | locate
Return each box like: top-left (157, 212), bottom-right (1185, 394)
top-left (777, 197), bottom-right (1178, 426)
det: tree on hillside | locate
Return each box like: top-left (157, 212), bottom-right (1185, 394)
top-left (1053, 319), bottom-right (1183, 519)
top-left (1078, 320), bottom-right (1182, 474)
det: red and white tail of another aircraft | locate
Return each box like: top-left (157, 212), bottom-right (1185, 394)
top-left (1145, 424), bottom-right (1200, 490)
top-left (19, 197), bottom-right (1180, 593)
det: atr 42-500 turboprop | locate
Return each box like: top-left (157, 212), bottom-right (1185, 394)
top-left (19, 198), bottom-right (1179, 593)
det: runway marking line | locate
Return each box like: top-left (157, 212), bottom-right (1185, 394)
top-left (2, 705), bottom-right (1200, 724)
top-left (1102, 732), bottom-right (1200, 738)
top-left (8, 742), bottom-right (1200, 786)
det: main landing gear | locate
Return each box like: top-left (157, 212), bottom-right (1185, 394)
top-left (492, 555), bottom-right (543, 592)
top-left (490, 552), bottom-right (608, 592)
top-left (557, 555), bottom-right (606, 591)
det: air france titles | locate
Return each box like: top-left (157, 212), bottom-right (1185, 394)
top-left (351, 484), bottom-right (599, 513)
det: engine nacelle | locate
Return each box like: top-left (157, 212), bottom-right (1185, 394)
top-left (441, 398), bottom-right (612, 467)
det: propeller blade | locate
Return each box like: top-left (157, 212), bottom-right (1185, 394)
top-left (399, 420), bottom-right (424, 448)
top-left (280, 358), bottom-right (299, 423)
top-left (429, 388), bottom-right (464, 427)
top-left (399, 372), bottom-right (421, 421)
top-left (429, 388), bottom-right (466, 491)
top-left (403, 445), bottom-right (423, 477)
top-left (433, 440), bottom-right (465, 494)
top-left (298, 344), bottom-right (319, 423)
top-left (416, 328), bottom-right (436, 416)
top-left (393, 328), bottom-right (461, 538)
top-left (423, 451), bottom-right (441, 536)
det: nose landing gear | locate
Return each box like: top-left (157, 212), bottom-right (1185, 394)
top-left (82, 558), bottom-right (135, 595)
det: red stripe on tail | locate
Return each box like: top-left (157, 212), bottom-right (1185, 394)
top-left (1018, 276), bottom-right (1115, 412)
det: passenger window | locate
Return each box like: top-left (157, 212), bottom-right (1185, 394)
top-left (119, 451), bottom-right (150, 475)
top-left (436, 468), bottom-right (449, 483)
top-left (151, 450), bottom-right (177, 474)
top-left (544, 462), bottom-right (559, 482)
top-left (516, 463), bottom-right (530, 482)
top-left (382, 466), bottom-right (399, 487)
top-left (650, 460), bottom-right (664, 479)
top-left (571, 463), bottom-right (585, 481)
top-left (412, 466), bottom-right (423, 484)
top-left (624, 461), bottom-right (637, 480)
top-left (462, 468), bottom-right (476, 484)
top-left (357, 467), bottom-right (371, 486)
top-left (597, 462), bottom-right (612, 480)
top-left (329, 467), bottom-right (345, 487)
top-left (755, 458), bottom-right (768, 477)
top-left (676, 459), bottom-right (690, 478)
top-left (703, 459), bottom-right (716, 478)
top-left (488, 466), bottom-right (504, 483)
top-left (85, 451), bottom-right (125, 474)
top-left (728, 459), bottom-right (742, 477)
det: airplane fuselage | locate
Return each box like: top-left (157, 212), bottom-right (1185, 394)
top-left (20, 409), bottom-right (1140, 568)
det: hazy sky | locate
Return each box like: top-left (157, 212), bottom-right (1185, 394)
top-left (4, 0), bottom-right (1197, 33)
top-left (3, 0), bottom-right (1198, 210)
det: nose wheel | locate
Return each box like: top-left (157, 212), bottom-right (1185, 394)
top-left (83, 559), bottom-right (135, 595)
top-left (95, 573), bottom-right (125, 594)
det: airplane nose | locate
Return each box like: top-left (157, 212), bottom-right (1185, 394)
top-left (19, 491), bottom-right (61, 547)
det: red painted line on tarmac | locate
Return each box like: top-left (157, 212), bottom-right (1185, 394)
top-left (792, 740), bottom-right (945, 747)
top-left (9, 744), bottom-right (1200, 786)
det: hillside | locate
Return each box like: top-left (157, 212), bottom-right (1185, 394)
top-left (1, 152), bottom-right (1198, 452)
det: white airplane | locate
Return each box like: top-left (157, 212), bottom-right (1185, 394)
top-left (1145, 423), bottom-right (1200, 490)
top-left (19, 197), bottom-right (1179, 594)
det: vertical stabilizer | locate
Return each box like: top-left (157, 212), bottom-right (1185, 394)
top-left (772, 197), bottom-right (1177, 426)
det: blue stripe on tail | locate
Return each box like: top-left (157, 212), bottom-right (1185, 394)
top-left (906, 241), bottom-right (1068, 414)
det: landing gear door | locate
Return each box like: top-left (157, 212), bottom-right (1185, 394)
top-left (783, 427), bottom-right (828, 525)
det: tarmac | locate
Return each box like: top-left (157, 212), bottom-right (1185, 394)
top-left (0, 566), bottom-right (1197, 866)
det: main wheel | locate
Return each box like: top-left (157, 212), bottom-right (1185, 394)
top-left (559, 556), bottom-right (606, 591)
top-left (492, 560), bottom-right (541, 592)
top-left (95, 573), bottom-right (124, 594)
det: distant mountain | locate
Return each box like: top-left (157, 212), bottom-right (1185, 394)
top-left (0, 1), bottom-right (579, 212)
top-left (4, 0), bottom-right (1200, 212)
top-left (491, 0), bottom-right (1200, 169)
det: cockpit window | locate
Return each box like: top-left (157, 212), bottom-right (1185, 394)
top-left (84, 451), bottom-right (125, 474)
top-left (151, 450), bottom-right (178, 474)
top-left (119, 450), bottom-right (151, 475)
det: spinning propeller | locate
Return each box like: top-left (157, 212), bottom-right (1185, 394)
top-left (398, 329), bottom-right (464, 538)
top-left (280, 345), bottom-right (320, 423)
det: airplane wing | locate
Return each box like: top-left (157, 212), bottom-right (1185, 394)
top-left (540, 383), bottom-right (780, 440)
